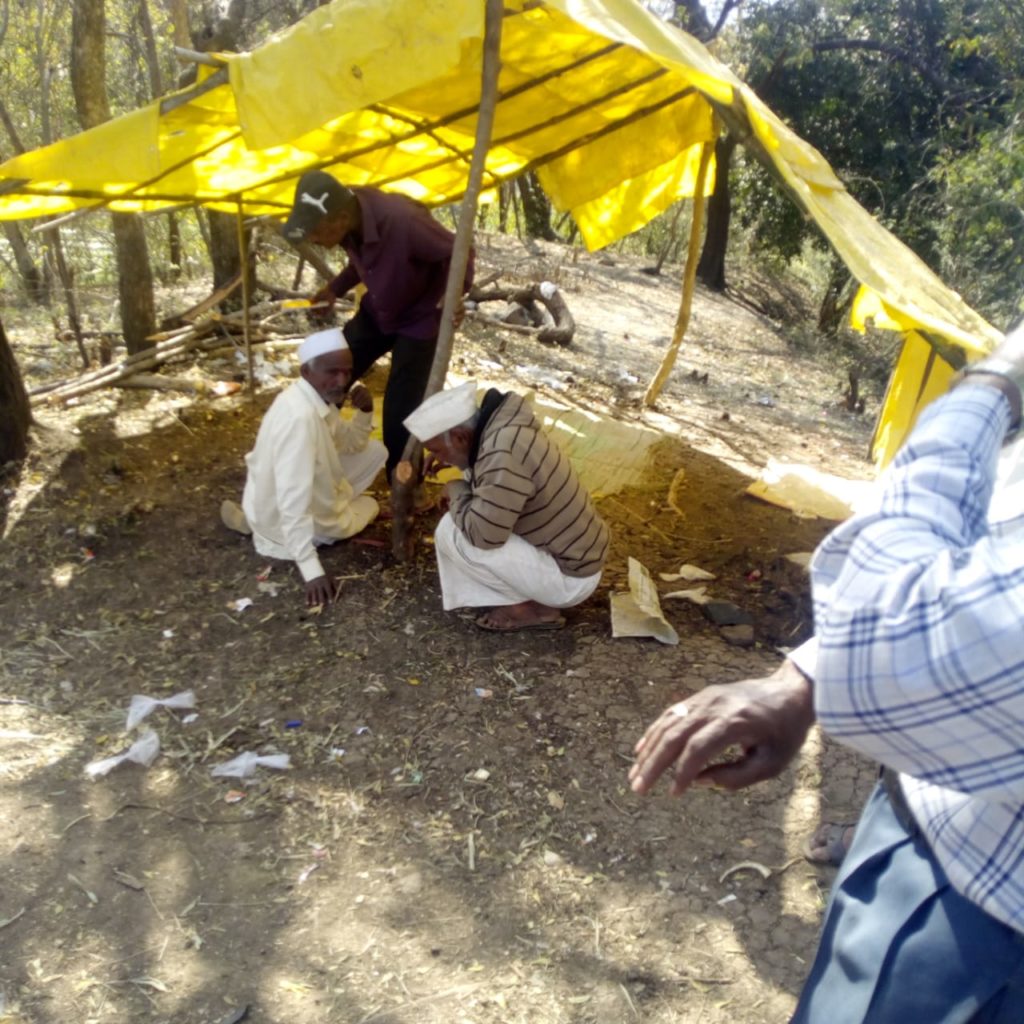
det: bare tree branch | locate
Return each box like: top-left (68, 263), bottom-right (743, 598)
top-left (811, 38), bottom-right (947, 94)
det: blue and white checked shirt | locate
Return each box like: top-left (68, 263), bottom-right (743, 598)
top-left (810, 385), bottom-right (1024, 934)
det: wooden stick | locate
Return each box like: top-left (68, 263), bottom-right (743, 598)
top-left (237, 199), bottom-right (255, 394)
top-left (390, 0), bottom-right (505, 560)
top-left (643, 134), bottom-right (715, 407)
top-left (173, 46), bottom-right (227, 68)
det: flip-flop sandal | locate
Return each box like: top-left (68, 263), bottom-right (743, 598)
top-left (802, 822), bottom-right (856, 866)
top-left (474, 614), bottom-right (566, 633)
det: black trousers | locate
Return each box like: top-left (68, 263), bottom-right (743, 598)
top-left (343, 309), bottom-right (437, 479)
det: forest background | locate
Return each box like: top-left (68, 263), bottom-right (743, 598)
top-left (1, 5), bottom-right (1022, 1021)
top-left (0, 0), bottom-right (1022, 433)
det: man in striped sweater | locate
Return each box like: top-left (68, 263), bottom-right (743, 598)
top-left (404, 381), bottom-right (609, 632)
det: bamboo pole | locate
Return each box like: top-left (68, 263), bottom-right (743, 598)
top-left (390, 0), bottom-right (504, 559)
top-left (643, 136), bottom-right (715, 408)
top-left (237, 198), bottom-right (255, 394)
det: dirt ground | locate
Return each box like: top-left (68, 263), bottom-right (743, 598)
top-left (1, 234), bottom-right (882, 1023)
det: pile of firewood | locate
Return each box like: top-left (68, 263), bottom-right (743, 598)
top-left (29, 295), bottom-right (338, 407)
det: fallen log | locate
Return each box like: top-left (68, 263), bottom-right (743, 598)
top-left (30, 322), bottom-right (220, 401)
top-left (466, 279), bottom-right (575, 346)
top-left (31, 328), bottom-right (266, 406)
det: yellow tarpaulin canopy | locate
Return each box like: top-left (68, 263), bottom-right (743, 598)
top-left (0, 0), bottom-right (1002, 464)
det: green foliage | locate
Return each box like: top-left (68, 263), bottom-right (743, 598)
top-left (714, 0), bottom-right (1024, 331)
top-left (929, 109), bottom-right (1024, 326)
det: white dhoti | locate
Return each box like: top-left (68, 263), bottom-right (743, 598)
top-left (434, 513), bottom-right (601, 611)
top-left (337, 441), bottom-right (387, 497)
top-left (311, 439), bottom-right (387, 545)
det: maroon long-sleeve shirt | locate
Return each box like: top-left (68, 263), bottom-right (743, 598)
top-left (328, 187), bottom-right (475, 340)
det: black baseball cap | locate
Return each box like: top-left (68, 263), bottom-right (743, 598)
top-left (282, 170), bottom-right (353, 242)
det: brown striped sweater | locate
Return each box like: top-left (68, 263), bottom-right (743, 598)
top-left (447, 390), bottom-right (609, 578)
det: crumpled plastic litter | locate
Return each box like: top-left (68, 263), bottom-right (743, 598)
top-left (610, 557), bottom-right (679, 645)
top-left (86, 730), bottom-right (161, 778)
top-left (659, 563), bottom-right (716, 583)
top-left (210, 752), bottom-right (291, 779)
top-left (662, 585), bottom-right (712, 605)
top-left (125, 690), bottom-right (196, 731)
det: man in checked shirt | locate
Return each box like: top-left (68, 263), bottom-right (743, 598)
top-left (631, 324), bottom-right (1024, 1022)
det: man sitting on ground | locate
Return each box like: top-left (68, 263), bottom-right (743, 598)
top-left (282, 170), bottom-right (474, 482)
top-left (220, 327), bottom-right (387, 607)
top-left (403, 381), bottom-right (609, 631)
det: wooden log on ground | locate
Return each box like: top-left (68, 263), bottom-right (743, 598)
top-left (467, 280), bottom-right (575, 346)
top-left (31, 327), bottom-right (264, 406)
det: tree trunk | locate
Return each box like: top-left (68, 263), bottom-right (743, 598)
top-left (2, 222), bottom-right (48, 304)
top-left (111, 215), bottom-right (158, 354)
top-left (696, 134), bottom-right (737, 291)
top-left (517, 171), bottom-right (557, 241)
top-left (0, 95), bottom-right (46, 304)
top-left (193, 0), bottom-right (254, 306)
top-left (137, 0), bottom-right (163, 96)
top-left (206, 209), bottom-right (253, 310)
top-left (164, 0), bottom-right (192, 46)
top-left (818, 259), bottom-right (855, 336)
top-left (168, 213), bottom-right (183, 280)
top-left (0, 318), bottom-right (31, 466)
top-left (71, 0), bottom-right (157, 354)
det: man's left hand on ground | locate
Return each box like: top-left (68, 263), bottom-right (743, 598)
top-left (629, 660), bottom-right (815, 797)
top-left (304, 574), bottom-right (338, 608)
top-left (348, 383), bottom-right (373, 413)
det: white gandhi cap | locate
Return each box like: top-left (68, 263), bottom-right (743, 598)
top-left (403, 381), bottom-right (479, 441)
top-left (298, 326), bottom-right (349, 365)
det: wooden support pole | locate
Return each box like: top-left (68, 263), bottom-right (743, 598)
top-left (236, 198), bottom-right (255, 395)
top-left (643, 136), bottom-right (715, 408)
top-left (390, 0), bottom-right (504, 559)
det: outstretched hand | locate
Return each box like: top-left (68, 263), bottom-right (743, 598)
top-left (629, 660), bottom-right (815, 797)
top-left (304, 574), bottom-right (338, 609)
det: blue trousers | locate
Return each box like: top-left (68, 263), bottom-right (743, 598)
top-left (791, 783), bottom-right (1024, 1023)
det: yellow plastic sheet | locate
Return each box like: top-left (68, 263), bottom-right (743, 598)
top-left (0, 0), bottom-right (1002, 465)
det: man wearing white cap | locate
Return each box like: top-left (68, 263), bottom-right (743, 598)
top-left (404, 382), bottom-right (609, 631)
top-left (282, 170), bottom-right (474, 482)
top-left (220, 327), bottom-right (387, 607)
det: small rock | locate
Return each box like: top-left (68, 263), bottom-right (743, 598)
top-left (702, 601), bottom-right (753, 627)
top-left (543, 849), bottom-right (563, 867)
top-left (720, 624), bottom-right (755, 647)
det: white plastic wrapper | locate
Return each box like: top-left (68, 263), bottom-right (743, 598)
top-left (610, 557), bottom-right (679, 645)
top-left (210, 752), bottom-right (291, 779)
top-left (125, 690), bottom-right (196, 731)
top-left (659, 563), bottom-right (716, 583)
top-left (86, 730), bottom-right (161, 778)
top-left (539, 280), bottom-right (557, 299)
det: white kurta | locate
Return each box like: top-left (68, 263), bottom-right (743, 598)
top-left (434, 513), bottom-right (601, 610)
top-left (241, 378), bottom-right (387, 581)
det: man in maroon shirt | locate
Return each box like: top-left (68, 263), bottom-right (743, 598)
top-left (283, 170), bottom-right (475, 480)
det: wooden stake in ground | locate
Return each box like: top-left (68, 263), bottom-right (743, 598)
top-left (390, 0), bottom-right (504, 559)
top-left (643, 135), bottom-right (715, 408)
top-left (236, 198), bottom-right (255, 395)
